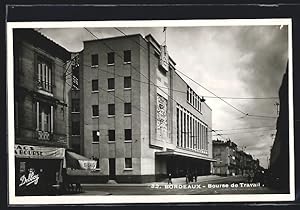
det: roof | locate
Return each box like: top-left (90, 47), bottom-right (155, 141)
top-left (13, 29), bottom-right (70, 62)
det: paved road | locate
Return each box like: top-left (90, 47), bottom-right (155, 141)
top-left (72, 175), bottom-right (280, 195)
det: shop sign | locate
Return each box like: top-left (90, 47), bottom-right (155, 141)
top-left (15, 144), bottom-right (65, 159)
top-left (19, 168), bottom-right (39, 187)
top-left (78, 160), bottom-right (97, 170)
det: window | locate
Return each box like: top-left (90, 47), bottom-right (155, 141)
top-left (125, 158), bottom-right (132, 169)
top-left (92, 80), bottom-right (98, 91)
top-left (37, 57), bottom-right (52, 93)
top-left (108, 78), bottom-right (115, 90)
top-left (36, 102), bottom-right (53, 141)
top-left (93, 157), bottom-right (100, 168)
top-left (72, 99), bottom-right (80, 113)
top-left (92, 130), bottom-right (99, 142)
top-left (107, 52), bottom-right (115, 65)
top-left (124, 103), bottom-right (132, 114)
top-left (37, 102), bottom-right (52, 133)
top-left (124, 77), bottom-right (131, 89)
top-left (125, 129), bottom-right (132, 141)
top-left (108, 130), bottom-right (115, 141)
top-left (92, 105), bottom-right (99, 117)
top-left (108, 104), bottom-right (115, 116)
top-left (72, 121), bottom-right (80, 135)
top-left (91, 54), bottom-right (98, 66)
top-left (124, 50), bottom-right (131, 63)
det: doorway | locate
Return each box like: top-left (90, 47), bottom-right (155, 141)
top-left (109, 158), bottom-right (116, 180)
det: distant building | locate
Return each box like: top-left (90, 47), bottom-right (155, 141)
top-left (78, 34), bottom-right (214, 183)
top-left (269, 63), bottom-right (289, 192)
top-left (13, 29), bottom-right (71, 195)
top-left (212, 139), bottom-right (259, 177)
top-left (212, 140), bottom-right (238, 176)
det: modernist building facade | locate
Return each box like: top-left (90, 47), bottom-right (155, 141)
top-left (79, 34), bottom-right (214, 183)
top-left (13, 29), bottom-right (71, 195)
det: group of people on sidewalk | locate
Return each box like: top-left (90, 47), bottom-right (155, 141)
top-left (167, 171), bottom-right (198, 184)
top-left (185, 172), bottom-right (198, 184)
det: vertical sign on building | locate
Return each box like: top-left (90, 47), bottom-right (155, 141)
top-left (159, 45), bottom-right (169, 72)
top-left (156, 94), bottom-right (168, 141)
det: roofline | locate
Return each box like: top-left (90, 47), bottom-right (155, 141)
top-left (83, 33), bottom-right (143, 43)
top-left (144, 33), bottom-right (176, 66)
top-left (174, 70), bottom-right (212, 111)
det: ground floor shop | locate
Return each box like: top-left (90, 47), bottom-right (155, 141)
top-left (15, 144), bottom-right (65, 195)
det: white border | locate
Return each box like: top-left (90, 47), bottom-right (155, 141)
top-left (7, 19), bottom-right (295, 205)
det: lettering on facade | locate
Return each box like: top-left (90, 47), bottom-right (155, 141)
top-left (19, 168), bottom-right (40, 187)
top-left (14, 144), bottom-right (65, 159)
top-left (15, 145), bottom-right (43, 157)
top-left (78, 160), bottom-right (97, 170)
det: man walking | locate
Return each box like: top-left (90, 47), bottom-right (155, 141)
top-left (168, 173), bottom-right (172, 184)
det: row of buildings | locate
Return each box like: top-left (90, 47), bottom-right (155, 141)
top-left (13, 29), bottom-right (263, 195)
top-left (212, 140), bottom-right (261, 177)
top-left (13, 29), bottom-right (214, 195)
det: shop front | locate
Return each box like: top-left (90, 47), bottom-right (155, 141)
top-left (15, 144), bottom-right (65, 196)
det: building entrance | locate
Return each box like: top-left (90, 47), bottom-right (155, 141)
top-left (109, 158), bottom-right (116, 180)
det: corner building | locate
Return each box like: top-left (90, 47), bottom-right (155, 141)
top-left (80, 34), bottom-right (213, 183)
top-left (13, 29), bottom-right (71, 195)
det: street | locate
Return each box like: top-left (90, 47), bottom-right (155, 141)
top-left (68, 175), bottom-right (280, 195)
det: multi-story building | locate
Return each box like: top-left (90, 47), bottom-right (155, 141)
top-left (79, 34), bottom-right (214, 183)
top-left (212, 139), bottom-right (260, 177)
top-left (13, 29), bottom-right (71, 195)
top-left (212, 140), bottom-right (238, 176)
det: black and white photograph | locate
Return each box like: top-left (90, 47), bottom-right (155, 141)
top-left (6, 19), bottom-right (294, 204)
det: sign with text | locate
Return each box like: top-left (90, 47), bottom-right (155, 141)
top-left (15, 144), bottom-right (65, 159)
top-left (78, 160), bottom-right (97, 170)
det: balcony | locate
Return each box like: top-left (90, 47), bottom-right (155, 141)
top-left (37, 80), bottom-right (53, 96)
top-left (36, 130), bottom-right (52, 141)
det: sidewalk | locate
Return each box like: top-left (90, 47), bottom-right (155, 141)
top-left (80, 175), bottom-right (236, 187)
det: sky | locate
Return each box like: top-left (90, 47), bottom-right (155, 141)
top-left (37, 23), bottom-right (289, 168)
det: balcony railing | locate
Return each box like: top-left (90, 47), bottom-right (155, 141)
top-left (37, 80), bottom-right (53, 93)
top-left (37, 130), bottom-right (52, 141)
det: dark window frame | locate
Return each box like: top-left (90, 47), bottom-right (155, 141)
top-left (92, 105), bottom-right (99, 117)
top-left (71, 99), bottom-right (80, 113)
top-left (91, 54), bottom-right (99, 66)
top-left (124, 103), bottom-right (132, 115)
top-left (108, 104), bottom-right (115, 116)
top-left (124, 129), bottom-right (132, 141)
top-left (125, 158), bottom-right (132, 169)
top-left (124, 50), bottom-right (131, 63)
top-left (108, 129), bottom-right (115, 142)
top-left (92, 130), bottom-right (99, 142)
top-left (108, 78), bottom-right (115, 90)
top-left (107, 52), bottom-right (115, 65)
top-left (92, 79), bottom-right (99, 91)
top-left (124, 76), bottom-right (131, 89)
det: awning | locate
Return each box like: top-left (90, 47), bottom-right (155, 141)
top-left (65, 151), bottom-right (97, 170)
top-left (15, 144), bottom-right (65, 159)
top-left (156, 150), bottom-right (216, 162)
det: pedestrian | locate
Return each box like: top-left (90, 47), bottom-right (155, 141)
top-left (168, 173), bottom-right (172, 184)
top-left (186, 172), bottom-right (189, 184)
